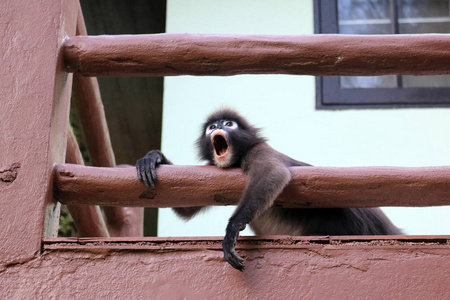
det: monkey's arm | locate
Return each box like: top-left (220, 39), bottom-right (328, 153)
top-left (136, 150), bottom-right (172, 188)
top-left (223, 147), bottom-right (292, 271)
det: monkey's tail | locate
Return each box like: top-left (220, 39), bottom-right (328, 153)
top-left (173, 206), bottom-right (209, 221)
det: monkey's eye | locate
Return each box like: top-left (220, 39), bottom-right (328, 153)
top-left (223, 120), bottom-right (238, 129)
top-left (205, 124), bottom-right (217, 135)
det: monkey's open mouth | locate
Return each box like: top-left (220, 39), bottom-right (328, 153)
top-left (211, 131), bottom-right (229, 158)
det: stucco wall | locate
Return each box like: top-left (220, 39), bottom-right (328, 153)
top-left (1, 237), bottom-right (449, 299)
top-left (159, 0), bottom-right (450, 236)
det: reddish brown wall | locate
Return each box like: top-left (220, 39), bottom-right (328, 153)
top-left (1, 237), bottom-right (449, 299)
top-left (0, 0), bottom-right (77, 266)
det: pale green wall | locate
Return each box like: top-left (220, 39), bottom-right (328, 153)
top-left (158, 0), bottom-right (450, 236)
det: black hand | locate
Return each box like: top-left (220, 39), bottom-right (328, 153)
top-left (222, 221), bottom-right (245, 271)
top-left (136, 151), bottom-right (164, 188)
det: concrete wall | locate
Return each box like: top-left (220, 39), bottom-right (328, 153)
top-left (159, 0), bottom-right (450, 236)
top-left (2, 237), bottom-right (448, 299)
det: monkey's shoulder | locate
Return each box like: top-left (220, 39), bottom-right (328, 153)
top-left (241, 143), bottom-right (310, 172)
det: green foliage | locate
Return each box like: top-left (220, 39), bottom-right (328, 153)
top-left (69, 102), bottom-right (91, 165)
top-left (58, 205), bottom-right (78, 237)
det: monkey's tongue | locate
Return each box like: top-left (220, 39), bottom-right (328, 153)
top-left (213, 135), bottom-right (229, 157)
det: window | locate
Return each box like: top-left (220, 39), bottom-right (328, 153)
top-left (315, 0), bottom-right (450, 109)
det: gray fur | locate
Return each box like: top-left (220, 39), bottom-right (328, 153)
top-left (136, 108), bottom-right (402, 271)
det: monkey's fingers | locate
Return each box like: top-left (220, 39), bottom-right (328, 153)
top-left (143, 157), bottom-right (156, 188)
top-left (136, 161), bottom-right (144, 183)
top-left (148, 156), bottom-right (161, 186)
top-left (224, 248), bottom-right (245, 271)
top-left (223, 237), bottom-right (244, 271)
top-left (136, 150), bottom-right (168, 188)
top-left (223, 221), bottom-right (245, 270)
top-left (136, 159), bottom-right (150, 187)
top-left (136, 158), bottom-right (155, 188)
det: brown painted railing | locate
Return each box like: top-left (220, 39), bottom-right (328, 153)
top-left (4, 2), bottom-right (449, 297)
top-left (66, 3), bottom-right (143, 237)
top-left (54, 164), bottom-right (450, 208)
top-left (65, 129), bottom-right (109, 237)
top-left (64, 33), bottom-right (450, 77)
top-left (62, 30), bottom-right (450, 235)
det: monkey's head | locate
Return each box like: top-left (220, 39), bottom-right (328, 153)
top-left (196, 108), bottom-right (264, 168)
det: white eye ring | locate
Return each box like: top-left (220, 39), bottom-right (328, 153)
top-left (223, 120), bottom-right (238, 129)
top-left (205, 123), bottom-right (217, 135)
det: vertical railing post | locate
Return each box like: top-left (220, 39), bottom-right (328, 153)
top-left (71, 3), bottom-right (144, 237)
top-left (0, 0), bottom-right (77, 265)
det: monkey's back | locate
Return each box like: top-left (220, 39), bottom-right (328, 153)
top-left (250, 207), bottom-right (403, 236)
top-left (244, 143), bottom-right (403, 236)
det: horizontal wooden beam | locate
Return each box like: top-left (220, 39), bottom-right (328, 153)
top-left (54, 163), bottom-right (450, 208)
top-left (64, 33), bottom-right (450, 77)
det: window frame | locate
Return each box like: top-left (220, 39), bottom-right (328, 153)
top-left (314, 0), bottom-right (450, 110)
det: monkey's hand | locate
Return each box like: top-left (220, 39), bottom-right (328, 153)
top-left (136, 150), bottom-right (171, 188)
top-left (223, 221), bottom-right (246, 271)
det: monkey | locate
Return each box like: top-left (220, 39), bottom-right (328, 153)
top-left (136, 108), bottom-right (403, 271)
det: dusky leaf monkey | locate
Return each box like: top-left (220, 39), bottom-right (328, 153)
top-left (137, 108), bottom-right (402, 271)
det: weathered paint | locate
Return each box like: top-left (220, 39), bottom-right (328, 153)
top-left (64, 33), bottom-right (450, 77)
top-left (0, 0), bottom-right (77, 265)
top-left (55, 164), bottom-right (450, 208)
top-left (1, 237), bottom-right (449, 299)
top-left (65, 129), bottom-right (109, 237)
top-left (71, 3), bottom-right (144, 237)
top-left (1, 1), bottom-right (449, 298)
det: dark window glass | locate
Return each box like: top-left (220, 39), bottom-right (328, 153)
top-left (315, 0), bottom-right (450, 109)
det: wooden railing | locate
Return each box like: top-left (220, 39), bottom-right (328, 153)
top-left (1, 1), bottom-right (449, 297)
top-left (54, 164), bottom-right (450, 208)
top-left (64, 34), bottom-right (450, 77)
top-left (64, 5), bottom-right (143, 237)
top-left (59, 8), bottom-right (450, 237)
